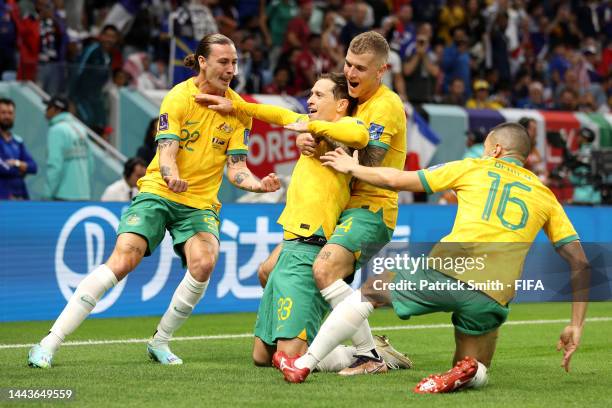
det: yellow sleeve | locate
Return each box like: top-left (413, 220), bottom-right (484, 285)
top-left (543, 199), bottom-right (580, 248)
top-left (155, 91), bottom-right (187, 141)
top-left (234, 100), bottom-right (304, 126)
top-left (364, 101), bottom-right (400, 150)
top-left (307, 117), bottom-right (368, 149)
top-left (227, 111), bottom-right (253, 156)
top-left (416, 160), bottom-right (469, 194)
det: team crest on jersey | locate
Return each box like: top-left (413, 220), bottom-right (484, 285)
top-left (217, 122), bottom-right (234, 133)
top-left (126, 214), bottom-right (141, 226)
top-left (368, 123), bottom-right (384, 140)
top-left (243, 129), bottom-right (250, 146)
top-left (159, 113), bottom-right (169, 131)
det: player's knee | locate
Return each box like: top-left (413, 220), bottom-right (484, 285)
top-left (107, 245), bottom-right (143, 278)
top-left (187, 253), bottom-right (216, 281)
top-left (312, 259), bottom-right (335, 290)
top-left (252, 350), bottom-right (272, 367)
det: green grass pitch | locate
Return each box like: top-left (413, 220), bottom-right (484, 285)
top-left (1, 302), bottom-right (611, 407)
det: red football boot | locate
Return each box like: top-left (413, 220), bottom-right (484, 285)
top-left (272, 351), bottom-right (311, 383)
top-left (414, 356), bottom-right (479, 394)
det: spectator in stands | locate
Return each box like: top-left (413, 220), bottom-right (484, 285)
top-left (441, 26), bottom-right (471, 96)
top-left (488, 11), bottom-right (511, 85)
top-left (44, 95), bottom-right (92, 201)
top-left (0, 98), bottom-right (37, 200)
top-left (35, 0), bottom-right (68, 96)
top-left (570, 127), bottom-right (601, 204)
top-left (555, 88), bottom-right (579, 111)
top-left (402, 26), bottom-right (440, 104)
top-left (261, 0), bottom-right (297, 51)
top-left (548, 3), bottom-right (581, 49)
top-left (383, 3), bottom-right (416, 59)
top-left (136, 117), bottom-right (157, 165)
top-left (466, 79), bottom-right (502, 109)
top-left (437, 0), bottom-right (465, 45)
top-left (69, 24), bottom-right (120, 135)
top-left (339, 1), bottom-right (369, 50)
top-left (321, 10), bottom-right (344, 69)
top-left (0, 0), bottom-right (19, 79)
top-left (517, 81), bottom-right (547, 109)
top-left (283, 0), bottom-right (312, 52)
top-left (294, 34), bottom-right (333, 94)
top-left (263, 66), bottom-right (294, 95)
top-left (442, 77), bottom-right (466, 105)
top-left (101, 157), bottom-right (146, 201)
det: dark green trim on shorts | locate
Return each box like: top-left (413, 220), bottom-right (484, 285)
top-left (155, 133), bottom-right (180, 141)
top-left (417, 170), bottom-right (433, 194)
top-left (227, 149), bottom-right (248, 155)
top-left (554, 234), bottom-right (580, 248)
top-left (368, 140), bottom-right (389, 150)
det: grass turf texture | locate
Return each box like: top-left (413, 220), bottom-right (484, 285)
top-left (1, 302), bottom-right (610, 407)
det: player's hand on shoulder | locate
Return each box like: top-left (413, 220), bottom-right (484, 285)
top-left (259, 173), bottom-right (281, 192)
top-left (557, 324), bottom-right (582, 372)
top-left (285, 121), bottom-right (309, 133)
top-left (296, 133), bottom-right (317, 157)
top-left (320, 148), bottom-right (358, 174)
top-left (194, 94), bottom-right (234, 113)
top-left (163, 176), bottom-right (189, 193)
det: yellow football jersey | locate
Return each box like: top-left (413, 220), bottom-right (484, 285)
top-left (233, 101), bottom-right (368, 238)
top-left (138, 79), bottom-right (251, 211)
top-left (418, 157), bottom-right (579, 305)
top-left (348, 85), bottom-right (407, 229)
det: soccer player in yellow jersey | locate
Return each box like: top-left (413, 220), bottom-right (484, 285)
top-left (273, 122), bottom-right (590, 392)
top-left (27, 34), bottom-right (281, 369)
top-left (198, 74), bottom-right (411, 370)
top-left (284, 31), bottom-right (408, 375)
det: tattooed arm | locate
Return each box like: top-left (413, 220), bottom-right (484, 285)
top-left (358, 145), bottom-right (388, 167)
top-left (157, 139), bottom-right (188, 193)
top-left (226, 154), bottom-right (281, 193)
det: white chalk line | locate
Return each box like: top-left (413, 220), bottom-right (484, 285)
top-left (1, 317), bottom-right (610, 350)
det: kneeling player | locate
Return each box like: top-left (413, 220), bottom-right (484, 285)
top-left (274, 122), bottom-right (589, 392)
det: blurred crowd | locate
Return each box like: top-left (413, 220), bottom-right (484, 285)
top-left (0, 0), bottom-right (610, 133)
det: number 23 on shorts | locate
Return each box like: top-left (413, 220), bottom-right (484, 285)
top-left (277, 297), bottom-right (293, 321)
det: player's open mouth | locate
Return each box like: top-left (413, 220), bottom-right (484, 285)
top-left (349, 81), bottom-right (359, 88)
top-left (308, 107), bottom-right (317, 114)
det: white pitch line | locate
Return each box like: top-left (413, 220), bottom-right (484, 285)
top-left (1, 317), bottom-right (610, 350)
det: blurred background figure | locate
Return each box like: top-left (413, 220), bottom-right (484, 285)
top-left (0, 98), bottom-right (37, 200)
top-left (44, 95), bottom-right (92, 201)
top-left (101, 156), bottom-right (146, 201)
top-left (136, 117), bottom-right (158, 165)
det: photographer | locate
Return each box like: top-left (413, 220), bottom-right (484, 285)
top-left (569, 128), bottom-right (601, 204)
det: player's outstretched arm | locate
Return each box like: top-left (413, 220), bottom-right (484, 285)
top-left (195, 94), bottom-right (301, 126)
top-left (320, 148), bottom-right (424, 192)
top-left (158, 139), bottom-right (188, 193)
top-left (226, 154), bottom-right (281, 193)
top-left (555, 241), bottom-right (590, 372)
top-left (285, 119), bottom-right (368, 149)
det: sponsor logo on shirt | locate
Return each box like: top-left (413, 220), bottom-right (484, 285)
top-left (217, 122), bottom-right (234, 133)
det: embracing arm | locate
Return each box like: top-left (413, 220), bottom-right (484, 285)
top-left (226, 154), bottom-right (280, 193)
top-left (320, 149), bottom-right (425, 192)
top-left (157, 138), bottom-right (188, 193)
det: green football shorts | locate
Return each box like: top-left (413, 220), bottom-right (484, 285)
top-left (254, 239), bottom-right (330, 345)
top-left (117, 192), bottom-right (220, 267)
top-left (328, 208), bottom-right (394, 268)
top-left (391, 267), bottom-right (510, 336)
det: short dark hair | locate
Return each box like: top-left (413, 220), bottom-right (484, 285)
top-left (0, 98), bottom-right (15, 107)
top-left (101, 24), bottom-right (120, 35)
top-left (123, 157), bottom-right (147, 179)
top-left (490, 122), bottom-right (532, 159)
top-left (318, 72), bottom-right (358, 115)
top-left (183, 33), bottom-right (235, 73)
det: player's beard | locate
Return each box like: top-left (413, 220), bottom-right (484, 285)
top-left (0, 120), bottom-right (13, 131)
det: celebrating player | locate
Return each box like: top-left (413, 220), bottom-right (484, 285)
top-left (196, 73), bottom-right (411, 371)
top-left (27, 33), bottom-right (280, 368)
top-left (288, 30), bottom-right (408, 375)
top-left (273, 122), bottom-right (590, 393)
